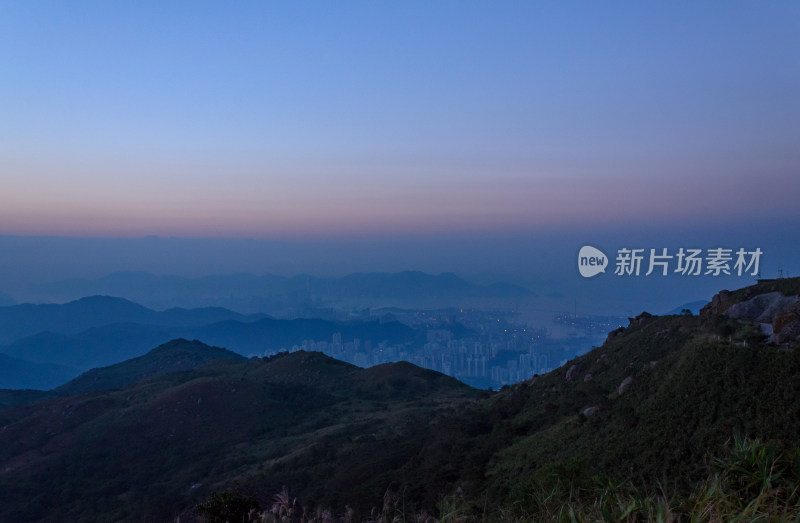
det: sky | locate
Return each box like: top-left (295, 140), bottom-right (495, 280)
top-left (0, 2), bottom-right (799, 313)
top-left (1, 1), bottom-right (799, 238)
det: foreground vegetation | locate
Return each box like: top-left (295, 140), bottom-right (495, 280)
top-left (195, 436), bottom-right (800, 522)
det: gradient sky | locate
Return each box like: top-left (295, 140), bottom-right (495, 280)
top-left (2, 1), bottom-right (798, 238)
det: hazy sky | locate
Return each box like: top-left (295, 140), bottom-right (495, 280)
top-left (2, 1), bottom-right (799, 238)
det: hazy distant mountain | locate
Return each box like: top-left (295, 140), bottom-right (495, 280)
top-left (664, 300), bottom-right (709, 315)
top-left (0, 352), bottom-right (76, 390)
top-left (332, 271), bottom-right (520, 301)
top-left (28, 270), bottom-right (534, 313)
top-left (0, 291), bottom-right (16, 306)
top-left (0, 295), bottom-right (150, 343)
top-left (0, 295), bottom-right (256, 344)
top-left (0, 324), bottom-right (175, 370)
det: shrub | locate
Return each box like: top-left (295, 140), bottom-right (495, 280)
top-left (195, 488), bottom-right (260, 523)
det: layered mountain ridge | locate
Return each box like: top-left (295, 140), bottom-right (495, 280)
top-left (0, 278), bottom-right (798, 521)
top-left (0, 297), bottom-right (422, 389)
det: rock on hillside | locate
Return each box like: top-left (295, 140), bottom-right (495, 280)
top-left (701, 278), bottom-right (800, 343)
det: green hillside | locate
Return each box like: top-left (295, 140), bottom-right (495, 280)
top-left (0, 348), bottom-right (482, 522)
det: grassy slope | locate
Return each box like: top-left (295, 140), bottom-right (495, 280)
top-left (0, 350), bottom-right (481, 522)
top-left (479, 312), bottom-right (800, 512)
top-left (389, 294), bottom-right (799, 516)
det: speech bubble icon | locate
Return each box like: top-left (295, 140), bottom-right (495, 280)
top-left (578, 245), bottom-right (608, 278)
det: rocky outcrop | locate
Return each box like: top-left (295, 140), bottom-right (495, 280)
top-left (565, 363), bottom-right (582, 382)
top-left (701, 286), bottom-right (800, 343)
top-left (627, 312), bottom-right (653, 327)
top-left (618, 376), bottom-right (633, 395)
top-left (725, 292), bottom-right (800, 323)
top-left (605, 327), bottom-right (624, 343)
top-left (775, 321), bottom-right (800, 344)
top-left (773, 302), bottom-right (800, 344)
top-left (700, 290), bottom-right (735, 316)
top-left (605, 313), bottom-right (653, 344)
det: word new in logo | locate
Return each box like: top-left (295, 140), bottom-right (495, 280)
top-left (578, 246), bottom-right (608, 278)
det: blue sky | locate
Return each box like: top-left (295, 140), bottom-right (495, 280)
top-left (2, 1), bottom-right (799, 238)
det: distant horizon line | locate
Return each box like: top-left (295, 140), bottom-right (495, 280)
top-left (0, 213), bottom-right (792, 242)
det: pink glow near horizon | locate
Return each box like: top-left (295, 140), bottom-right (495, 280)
top-left (1, 3), bottom-right (798, 238)
top-left (0, 166), bottom-right (793, 238)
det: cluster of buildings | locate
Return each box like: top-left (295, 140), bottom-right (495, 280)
top-left (281, 309), bottom-right (613, 389)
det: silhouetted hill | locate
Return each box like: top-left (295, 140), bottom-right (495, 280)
top-left (55, 339), bottom-right (246, 395)
top-left (355, 360), bottom-right (470, 400)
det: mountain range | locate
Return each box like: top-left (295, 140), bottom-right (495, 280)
top-left (0, 296), bottom-right (425, 389)
top-left (23, 270), bottom-right (534, 313)
top-left (0, 353), bottom-right (75, 391)
top-left (0, 278), bottom-right (798, 521)
top-left (0, 295), bottom-right (257, 344)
